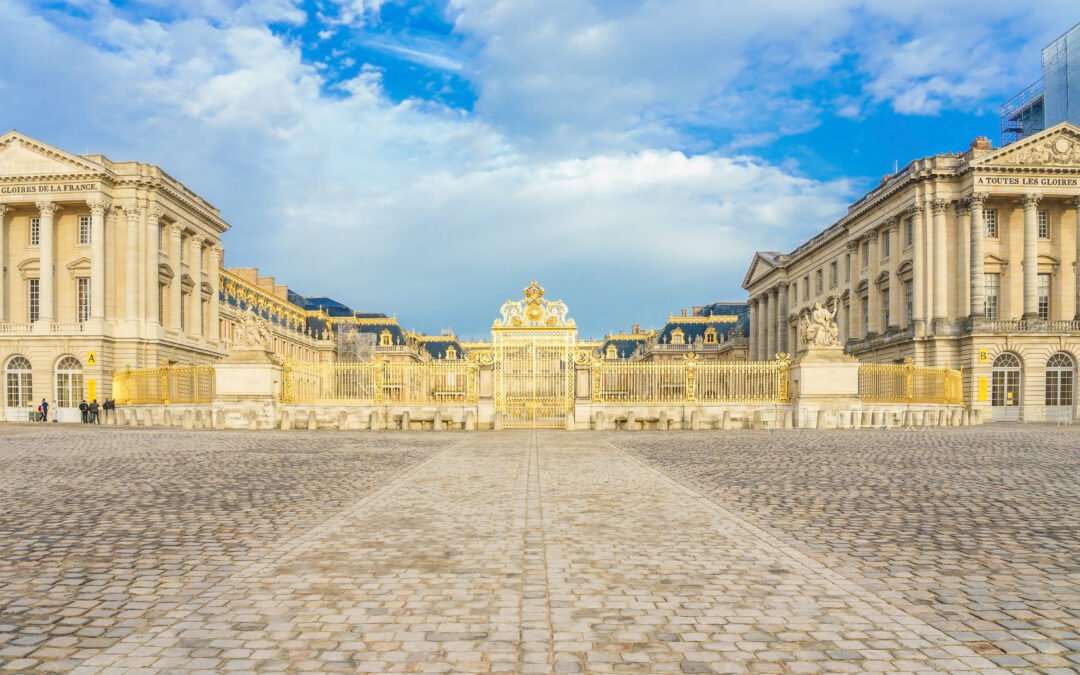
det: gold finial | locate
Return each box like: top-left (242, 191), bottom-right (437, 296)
top-left (524, 280), bottom-right (545, 301)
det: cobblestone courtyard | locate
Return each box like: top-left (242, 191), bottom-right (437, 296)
top-left (0, 427), bottom-right (1076, 674)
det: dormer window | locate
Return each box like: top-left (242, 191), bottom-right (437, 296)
top-left (606, 344), bottom-right (618, 359)
top-left (445, 345), bottom-right (457, 360)
top-left (671, 327), bottom-right (685, 345)
top-left (379, 329), bottom-right (392, 347)
top-left (704, 326), bottom-right (718, 344)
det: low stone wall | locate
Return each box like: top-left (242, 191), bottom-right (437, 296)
top-left (102, 401), bottom-right (979, 431)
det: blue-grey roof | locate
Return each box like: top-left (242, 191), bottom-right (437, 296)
top-left (599, 337), bottom-right (647, 359)
top-left (418, 338), bottom-right (467, 359)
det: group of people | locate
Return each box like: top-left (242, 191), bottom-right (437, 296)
top-left (33, 398), bottom-right (116, 423)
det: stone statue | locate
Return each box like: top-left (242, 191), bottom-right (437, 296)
top-left (234, 308), bottom-right (272, 350)
top-left (799, 301), bottom-right (840, 348)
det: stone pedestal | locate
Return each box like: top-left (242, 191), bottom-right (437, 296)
top-left (212, 346), bottom-right (281, 429)
top-left (790, 345), bottom-right (860, 415)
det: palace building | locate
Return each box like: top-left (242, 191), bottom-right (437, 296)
top-left (743, 122), bottom-right (1080, 422)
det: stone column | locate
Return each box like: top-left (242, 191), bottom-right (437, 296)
top-left (190, 235), bottom-right (205, 339)
top-left (953, 201), bottom-right (970, 321)
top-left (748, 298), bottom-right (758, 360)
top-left (123, 205), bottom-right (141, 322)
top-left (847, 240), bottom-right (860, 340)
top-left (1073, 196), bottom-right (1080, 321)
top-left (1022, 193), bottom-right (1042, 319)
top-left (208, 245), bottom-right (222, 344)
top-left (168, 224), bottom-right (183, 333)
top-left (0, 204), bottom-right (7, 323)
top-left (931, 198), bottom-right (950, 326)
top-left (760, 292), bottom-right (770, 360)
top-left (146, 208), bottom-right (163, 328)
top-left (867, 230), bottom-right (880, 334)
top-left (777, 281), bottom-right (789, 354)
top-left (969, 192), bottom-right (988, 318)
top-left (886, 220), bottom-right (901, 330)
top-left (36, 201), bottom-right (57, 325)
top-left (87, 197), bottom-right (109, 322)
top-left (767, 287), bottom-right (778, 359)
top-left (910, 203), bottom-right (926, 334)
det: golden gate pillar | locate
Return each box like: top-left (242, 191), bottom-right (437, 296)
top-left (492, 281), bottom-right (577, 429)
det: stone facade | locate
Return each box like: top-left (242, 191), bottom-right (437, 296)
top-left (744, 123), bottom-right (1080, 422)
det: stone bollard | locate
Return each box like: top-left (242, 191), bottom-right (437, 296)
top-left (465, 410), bottom-right (476, 431)
top-left (433, 410), bottom-right (443, 431)
top-left (247, 410), bottom-right (258, 431)
top-left (961, 408), bottom-right (970, 426)
top-left (817, 410), bottom-right (828, 430)
top-left (690, 410), bottom-right (701, 431)
top-left (493, 411), bottom-right (502, 431)
top-left (401, 411), bottom-right (411, 431)
top-left (565, 412), bottom-right (575, 431)
top-left (626, 411), bottom-right (635, 431)
top-left (215, 409), bottom-right (226, 429)
top-left (721, 410), bottom-right (731, 431)
top-left (658, 410), bottom-right (668, 430)
top-left (307, 411), bottom-right (317, 430)
top-left (338, 410), bottom-right (349, 430)
top-left (952, 409), bottom-right (963, 426)
top-left (182, 409), bottom-right (194, 430)
top-left (783, 409), bottom-right (793, 429)
top-left (162, 409), bottom-right (171, 427)
top-left (369, 410), bottom-right (381, 430)
top-left (593, 411), bottom-right (604, 431)
top-left (280, 410), bottom-right (292, 431)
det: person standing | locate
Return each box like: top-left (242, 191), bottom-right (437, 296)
top-left (89, 400), bottom-right (100, 425)
top-left (79, 399), bottom-right (89, 423)
top-left (39, 398), bottom-right (49, 423)
top-left (103, 398), bottom-right (115, 424)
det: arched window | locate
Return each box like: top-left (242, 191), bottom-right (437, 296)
top-left (379, 329), bottom-right (392, 347)
top-left (704, 326), bottom-right (718, 344)
top-left (55, 356), bottom-right (83, 408)
top-left (1046, 352), bottom-right (1075, 419)
top-left (992, 352), bottom-right (1022, 422)
top-left (445, 345), bottom-right (457, 360)
top-left (670, 327), bottom-right (685, 345)
top-left (5, 356), bottom-right (33, 408)
top-left (605, 344), bottom-right (618, 359)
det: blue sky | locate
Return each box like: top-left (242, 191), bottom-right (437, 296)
top-left (2, 0), bottom-right (1078, 339)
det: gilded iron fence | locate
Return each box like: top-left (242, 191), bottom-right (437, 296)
top-left (858, 361), bottom-right (963, 404)
top-left (112, 365), bottom-right (215, 405)
top-left (282, 359), bottom-right (478, 404)
top-left (591, 357), bottom-right (790, 404)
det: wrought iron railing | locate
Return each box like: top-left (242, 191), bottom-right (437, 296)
top-left (591, 357), bottom-right (790, 404)
top-left (858, 361), bottom-right (963, 404)
top-left (112, 365), bottom-right (215, 405)
top-left (282, 359), bottom-right (478, 404)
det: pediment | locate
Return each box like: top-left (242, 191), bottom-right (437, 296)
top-left (742, 251), bottom-right (785, 289)
top-left (0, 131), bottom-right (106, 177)
top-left (972, 122), bottom-right (1080, 168)
top-left (65, 256), bottom-right (91, 271)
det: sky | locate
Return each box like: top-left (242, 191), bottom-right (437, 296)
top-left (2, 1), bottom-right (1078, 339)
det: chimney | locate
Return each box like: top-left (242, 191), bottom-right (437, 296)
top-left (681, 308), bottom-right (689, 317)
top-left (970, 136), bottom-right (992, 150)
top-left (631, 324), bottom-right (640, 334)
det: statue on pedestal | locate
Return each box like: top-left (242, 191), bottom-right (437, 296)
top-left (799, 300), bottom-right (840, 348)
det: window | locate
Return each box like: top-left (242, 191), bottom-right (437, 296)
top-left (815, 269), bottom-right (823, 294)
top-left (904, 280), bottom-right (913, 326)
top-left (28, 279), bottom-right (39, 323)
top-left (670, 327), bottom-right (685, 345)
top-left (158, 285), bottom-right (165, 324)
top-left (829, 261), bottom-right (838, 288)
top-left (78, 216), bottom-right (91, 245)
top-left (605, 344), bottom-right (617, 359)
top-left (862, 240), bottom-right (870, 269)
top-left (180, 294), bottom-right (186, 331)
top-left (1038, 210), bottom-right (1050, 239)
top-left (905, 217), bottom-right (914, 248)
top-left (5, 356), bottom-right (33, 408)
top-left (379, 329), bottom-right (392, 347)
top-left (55, 356), bottom-right (83, 409)
top-left (179, 235), bottom-right (186, 263)
top-left (1038, 273), bottom-right (1050, 320)
top-left (861, 296), bottom-right (869, 335)
top-left (882, 288), bottom-right (890, 328)
top-left (882, 231), bottom-right (891, 259)
top-left (76, 277), bottom-right (90, 323)
top-left (802, 276), bottom-right (809, 301)
top-left (985, 273), bottom-right (1000, 319)
top-left (445, 345), bottom-right (458, 360)
top-left (30, 217), bottom-right (40, 246)
top-left (158, 224), bottom-right (165, 253)
top-left (845, 254), bottom-right (851, 282)
top-left (1046, 352), bottom-right (1075, 410)
top-left (704, 326), bottom-right (718, 344)
top-left (985, 209), bottom-right (998, 238)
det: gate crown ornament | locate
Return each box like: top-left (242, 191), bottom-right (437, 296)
top-left (494, 280), bottom-right (575, 328)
